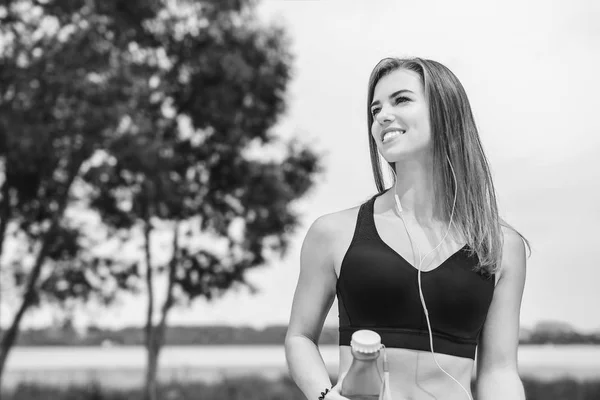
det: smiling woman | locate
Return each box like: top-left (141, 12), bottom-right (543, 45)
top-left (285, 57), bottom-right (531, 400)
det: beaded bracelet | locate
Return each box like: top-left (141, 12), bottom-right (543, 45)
top-left (318, 386), bottom-right (332, 400)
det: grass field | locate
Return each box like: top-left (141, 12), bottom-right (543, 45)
top-left (2, 375), bottom-right (600, 400)
top-left (5, 345), bottom-right (600, 398)
top-left (4, 363), bottom-right (600, 391)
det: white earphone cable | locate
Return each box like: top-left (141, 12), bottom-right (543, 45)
top-left (391, 157), bottom-right (472, 400)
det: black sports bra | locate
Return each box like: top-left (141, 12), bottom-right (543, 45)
top-left (336, 192), bottom-right (495, 359)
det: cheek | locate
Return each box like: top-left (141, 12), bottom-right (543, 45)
top-left (371, 124), bottom-right (381, 140)
top-left (411, 108), bottom-right (432, 139)
top-left (417, 120), bottom-right (432, 140)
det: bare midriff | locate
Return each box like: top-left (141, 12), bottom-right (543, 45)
top-left (338, 345), bottom-right (475, 400)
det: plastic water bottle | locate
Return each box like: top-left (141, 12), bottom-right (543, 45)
top-left (340, 330), bottom-right (391, 400)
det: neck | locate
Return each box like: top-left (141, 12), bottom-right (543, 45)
top-left (391, 155), bottom-right (438, 223)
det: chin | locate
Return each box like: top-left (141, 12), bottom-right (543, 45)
top-left (380, 144), bottom-right (433, 164)
top-left (379, 149), bottom-right (413, 163)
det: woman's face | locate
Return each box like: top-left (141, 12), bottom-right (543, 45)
top-left (370, 68), bottom-right (432, 162)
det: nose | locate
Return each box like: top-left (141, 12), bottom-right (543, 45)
top-left (375, 105), bottom-right (395, 125)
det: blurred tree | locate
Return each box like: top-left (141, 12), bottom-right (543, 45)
top-left (1, 0), bottom-right (322, 399)
top-left (0, 0), bottom-right (164, 385)
top-left (80, 1), bottom-right (323, 399)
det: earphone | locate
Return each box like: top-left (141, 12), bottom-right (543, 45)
top-left (391, 156), bottom-right (473, 400)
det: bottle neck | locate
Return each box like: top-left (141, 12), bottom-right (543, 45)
top-left (351, 348), bottom-right (380, 361)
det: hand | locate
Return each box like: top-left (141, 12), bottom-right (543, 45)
top-left (324, 387), bottom-right (350, 400)
top-left (325, 372), bottom-right (350, 400)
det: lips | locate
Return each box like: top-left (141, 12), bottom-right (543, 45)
top-left (381, 128), bottom-right (406, 143)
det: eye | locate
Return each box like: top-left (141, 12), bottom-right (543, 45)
top-left (394, 96), bottom-right (410, 104)
top-left (370, 107), bottom-right (381, 117)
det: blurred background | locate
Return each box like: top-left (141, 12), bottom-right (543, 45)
top-left (1, 0), bottom-right (599, 399)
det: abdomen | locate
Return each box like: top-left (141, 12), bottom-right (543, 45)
top-left (338, 345), bottom-right (474, 400)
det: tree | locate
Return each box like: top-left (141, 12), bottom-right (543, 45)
top-left (0, 0), bottom-right (162, 384)
top-left (1, 1), bottom-right (322, 399)
top-left (81, 2), bottom-right (322, 399)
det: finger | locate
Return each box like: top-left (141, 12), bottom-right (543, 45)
top-left (331, 381), bottom-right (342, 393)
top-left (335, 371), bottom-right (347, 387)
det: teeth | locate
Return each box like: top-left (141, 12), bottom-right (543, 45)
top-left (382, 130), bottom-right (404, 143)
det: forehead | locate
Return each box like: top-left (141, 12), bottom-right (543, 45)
top-left (373, 68), bottom-right (424, 100)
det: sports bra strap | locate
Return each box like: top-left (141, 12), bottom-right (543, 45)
top-left (353, 194), bottom-right (380, 242)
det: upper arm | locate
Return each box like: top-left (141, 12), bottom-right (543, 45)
top-left (477, 227), bottom-right (527, 376)
top-left (285, 215), bottom-right (338, 344)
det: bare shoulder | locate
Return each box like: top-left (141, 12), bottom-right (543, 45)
top-left (497, 225), bottom-right (527, 282)
top-left (306, 203), bottom-right (363, 277)
top-left (314, 204), bottom-right (361, 234)
top-left (289, 204), bottom-right (364, 344)
top-left (307, 207), bottom-right (361, 243)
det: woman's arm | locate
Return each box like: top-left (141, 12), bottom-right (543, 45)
top-left (475, 227), bottom-right (527, 400)
top-left (285, 215), bottom-right (342, 400)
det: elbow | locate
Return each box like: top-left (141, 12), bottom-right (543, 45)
top-left (284, 332), bottom-right (320, 365)
top-left (285, 332), bottom-right (317, 349)
top-left (284, 334), bottom-right (295, 354)
top-left (284, 332), bottom-right (321, 378)
top-left (478, 362), bottom-right (520, 380)
top-left (477, 367), bottom-right (524, 400)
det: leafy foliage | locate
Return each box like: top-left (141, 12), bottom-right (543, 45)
top-left (0, 0), bottom-right (150, 307)
top-left (0, 0), bottom-right (322, 397)
top-left (78, 0), bottom-right (321, 304)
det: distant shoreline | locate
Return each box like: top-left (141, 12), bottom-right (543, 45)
top-left (3, 323), bottom-right (600, 347)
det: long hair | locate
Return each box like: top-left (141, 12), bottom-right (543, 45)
top-left (367, 57), bottom-right (530, 274)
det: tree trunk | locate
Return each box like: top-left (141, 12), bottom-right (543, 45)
top-left (142, 215), bottom-right (157, 400)
top-left (144, 331), bottom-right (160, 400)
top-left (0, 181), bottom-right (11, 261)
top-left (143, 221), bottom-right (179, 400)
top-left (0, 161), bottom-right (81, 385)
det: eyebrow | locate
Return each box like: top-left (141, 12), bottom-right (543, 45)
top-left (370, 89), bottom-right (415, 108)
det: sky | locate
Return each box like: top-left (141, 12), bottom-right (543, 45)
top-left (3, 0), bottom-right (600, 333)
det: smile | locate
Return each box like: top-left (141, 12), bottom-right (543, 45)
top-left (381, 129), bottom-right (405, 143)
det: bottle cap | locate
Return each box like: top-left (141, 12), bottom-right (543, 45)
top-left (350, 330), bottom-right (382, 353)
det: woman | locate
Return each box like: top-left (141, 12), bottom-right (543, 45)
top-left (284, 57), bottom-right (529, 400)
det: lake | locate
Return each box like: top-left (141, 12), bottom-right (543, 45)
top-left (3, 345), bottom-right (600, 390)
